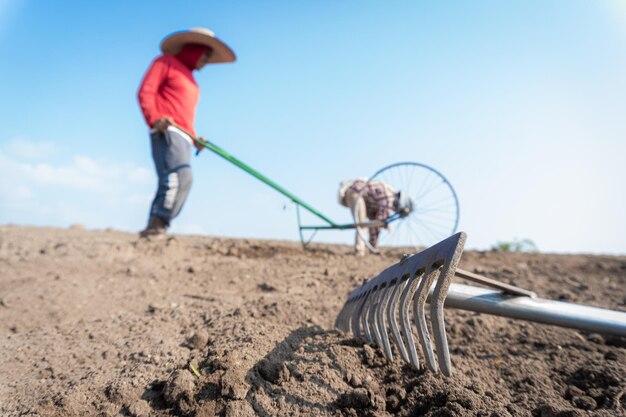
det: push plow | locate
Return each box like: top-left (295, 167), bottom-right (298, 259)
top-left (335, 232), bottom-right (626, 376)
top-left (191, 135), bottom-right (460, 250)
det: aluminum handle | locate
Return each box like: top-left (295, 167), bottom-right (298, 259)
top-left (442, 284), bottom-right (626, 337)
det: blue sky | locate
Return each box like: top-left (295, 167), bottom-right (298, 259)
top-left (1, 0), bottom-right (625, 254)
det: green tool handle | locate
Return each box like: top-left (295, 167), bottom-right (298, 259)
top-left (168, 125), bottom-right (338, 227)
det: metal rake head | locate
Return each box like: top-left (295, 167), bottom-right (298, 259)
top-left (335, 232), bottom-right (467, 376)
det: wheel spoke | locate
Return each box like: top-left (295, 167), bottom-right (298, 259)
top-left (357, 162), bottom-right (459, 251)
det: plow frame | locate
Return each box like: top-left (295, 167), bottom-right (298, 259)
top-left (193, 136), bottom-right (412, 248)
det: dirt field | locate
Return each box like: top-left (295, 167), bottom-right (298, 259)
top-left (0, 226), bottom-right (624, 416)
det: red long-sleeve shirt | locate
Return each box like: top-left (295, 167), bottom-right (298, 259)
top-left (137, 55), bottom-right (200, 137)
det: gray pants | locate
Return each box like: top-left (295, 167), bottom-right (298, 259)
top-left (148, 129), bottom-right (192, 227)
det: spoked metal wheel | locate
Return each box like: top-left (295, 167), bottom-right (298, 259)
top-left (354, 162), bottom-right (460, 252)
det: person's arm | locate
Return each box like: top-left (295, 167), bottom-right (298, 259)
top-left (137, 57), bottom-right (173, 131)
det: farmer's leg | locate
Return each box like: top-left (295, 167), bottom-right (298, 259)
top-left (354, 198), bottom-right (367, 255)
top-left (344, 189), bottom-right (367, 256)
top-left (369, 227), bottom-right (380, 249)
top-left (148, 132), bottom-right (167, 224)
top-left (149, 130), bottom-right (192, 226)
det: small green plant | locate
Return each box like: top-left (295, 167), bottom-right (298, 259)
top-left (491, 238), bottom-right (538, 253)
top-left (189, 363), bottom-right (201, 377)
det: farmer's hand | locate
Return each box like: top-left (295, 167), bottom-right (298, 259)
top-left (153, 117), bottom-right (174, 132)
top-left (194, 137), bottom-right (205, 153)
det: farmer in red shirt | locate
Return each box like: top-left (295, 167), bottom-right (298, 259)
top-left (138, 28), bottom-right (236, 238)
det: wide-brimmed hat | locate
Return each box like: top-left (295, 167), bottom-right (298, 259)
top-left (160, 27), bottom-right (236, 64)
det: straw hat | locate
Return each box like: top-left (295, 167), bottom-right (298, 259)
top-left (160, 27), bottom-right (236, 64)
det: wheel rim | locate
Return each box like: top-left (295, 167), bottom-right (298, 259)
top-left (353, 162), bottom-right (460, 252)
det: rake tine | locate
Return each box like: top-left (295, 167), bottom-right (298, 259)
top-left (413, 265), bottom-right (440, 373)
top-left (361, 290), bottom-right (375, 343)
top-left (340, 302), bottom-right (352, 332)
top-left (342, 297), bottom-right (357, 332)
top-left (342, 302), bottom-right (351, 332)
top-left (335, 301), bottom-right (348, 330)
top-left (367, 287), bottom-right (385, 350)
top-left (387, 277), bottom-right (411, 363)
top-left (352, 292), bottom-right (368, 339)
top-left (430, 235), bottom-right (466, 376)
top-left (430, 272), bottom-right (452, 376)
top-left (344, 299), bottom-right (358, 333)
top-left (357, 292), bottom-right (370, 339)
top-left (399, 273), bottom-right (422, 369)
top-left (335, 299), bottom-right (352, 332)
top-left (376, 283), bottom-right (394, 360)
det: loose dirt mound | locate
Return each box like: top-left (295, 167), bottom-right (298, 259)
top-left (0, 226), bottom-right (624, 416)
